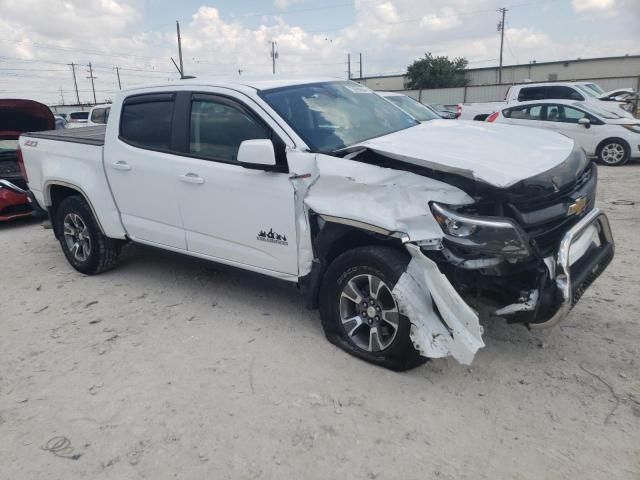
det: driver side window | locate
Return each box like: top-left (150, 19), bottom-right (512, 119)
top-left (189, 99), bottom-right (270, 163)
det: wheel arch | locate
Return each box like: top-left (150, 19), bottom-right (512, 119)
top-left (45, 181), bottom-right (106, 237)
top-left (596, 137), bottom-right (631, 156)
top-left (300, 213), bottom-right (407, 310)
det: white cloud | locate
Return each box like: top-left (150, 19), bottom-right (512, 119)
top-left (571, 0), bottom-right (616, 13)
top-left (0, 0), bottom-right (638, 104)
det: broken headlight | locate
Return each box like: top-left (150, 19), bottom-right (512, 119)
top-left (430, 202), bottom-right (531, 258)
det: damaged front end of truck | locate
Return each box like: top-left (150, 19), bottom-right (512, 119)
top-left (294, 140), bottom-right (614, 366)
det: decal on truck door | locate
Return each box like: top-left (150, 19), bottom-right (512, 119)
top-left (257, 228), bottom-right (288, 246)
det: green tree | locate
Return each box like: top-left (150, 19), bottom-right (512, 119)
top-left (406, 53), bottom-right (468, 89)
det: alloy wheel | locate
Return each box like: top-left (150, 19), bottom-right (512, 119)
top-left (338, 274), bottom-right (400, 352)
top-left (600, 142), bottom-right (626, 165)
top-left (63, 213), bottom-right (92, 262)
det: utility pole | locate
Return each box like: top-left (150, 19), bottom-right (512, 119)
top-left (497, 7), bottom-right (507, 84)
top-left (347, 53), bottom-right (351, 79)
top-left (359, 52), bottom-right (363, 79)
top-left (115, 66), bottom-right (122, 89)
top-left (270, 41), bottom-right (278, 74)
top-left (68, 62), bottom-right (80, 105)
top-left (171, 20), bottom-right (185, 78)
top-left (59, 87), bottom-right (65, 105)
top-left (86, 62), bottom-right (97, 105)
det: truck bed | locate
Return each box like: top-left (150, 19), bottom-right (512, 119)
top-left (24, 125), bottom-right (106, 146)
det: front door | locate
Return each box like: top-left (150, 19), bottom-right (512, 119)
top-left (175, 94), bottom-right (298, 275)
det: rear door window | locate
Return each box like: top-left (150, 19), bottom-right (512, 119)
top-left (120, 95), bottom-right (175, 150)
top-left (503, 104), bottom-right (544, 120)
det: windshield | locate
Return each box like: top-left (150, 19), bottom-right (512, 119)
top-left (574, 85), bottom-right (597, 98)
top-left (572, 102), bottom-right (623, 119)
top-left (0, 139), bottom-right (19, 153)
top-left (583, 83), bottom-right (605, 95)
top-left (70, 112), bottom-right (89, 120)
top-left (261, 81), bottom-right (418, 153)
top-left (385, 95), bottom-right (440, 122)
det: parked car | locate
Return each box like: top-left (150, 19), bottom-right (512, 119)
top-left (429, 103), bottom-right (457, 119)
top-left (67, 110), bottom-right (90, 128)
top-left (19, 78), bottom-right (614, 370)
top-left (87, 104), bottom-right (111, 126)
top-left (487, 99), bottom-right (640, 166)
top-left (378, 92), bottom-right (441, 122)
top-left (458, 81), bottom-right (635, 121)
top-left (0, 99), bottom-right (54, 220)
top-left (54, 115), bottom-right (67, 129)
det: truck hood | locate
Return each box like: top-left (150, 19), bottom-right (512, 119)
top-left (353, 120), bottom-right (575, 188)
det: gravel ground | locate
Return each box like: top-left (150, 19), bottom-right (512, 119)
top-left (1, 163), bottom-right (639, 480)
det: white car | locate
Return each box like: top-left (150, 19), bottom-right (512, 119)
top-left (378, 92), bottom-right (441, 122)
top-left (19, 78), bottom-right (614, 369)
top-left (488, 99), bottom-right (640, 166)
top-left (87, 104), bottom-right (111, 126)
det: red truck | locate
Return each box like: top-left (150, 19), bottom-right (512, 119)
top-left (0, 99), bottom-right (54, 220)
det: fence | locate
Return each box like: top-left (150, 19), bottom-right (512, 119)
top-left (395, 75), bottom-right (640, 107)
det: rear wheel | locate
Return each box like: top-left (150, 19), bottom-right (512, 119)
top-left (597, 139), bottom-right (630, 166)
top-left (54, 195), bottom-right (122, 274)
top-left (319, 246), bottom-right (425, 371)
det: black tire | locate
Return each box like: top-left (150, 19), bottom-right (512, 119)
top-left (596, 138), bottom-right (630, 166)
top-left (54, 195), bottom-right (122, 275)
top-left (319, 246), bottom-right (425, 371)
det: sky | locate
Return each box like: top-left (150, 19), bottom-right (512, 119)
top-left (0, 0), bottom-right (638, 104)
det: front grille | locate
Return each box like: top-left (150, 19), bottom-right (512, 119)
top-left (508, 164), bottom-right (597, 256)
top-left (0, 160), bottom-right (21, 178)
top-left (515, 164), bottom-right (593, 212)
top-left (0, 203), bottom-right (31, 216)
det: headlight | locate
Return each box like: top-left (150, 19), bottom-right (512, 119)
top-left (622, 124), bottom-right (640, 134)
top-left (430, 202), bottom-right (531, 258)
top-left (620, 103), bottom-right (634, 113)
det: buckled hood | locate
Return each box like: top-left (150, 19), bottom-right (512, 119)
top-left (353, 120), bottom-right (577, 189)
top-left (0, 99), bottom-right (55, 140)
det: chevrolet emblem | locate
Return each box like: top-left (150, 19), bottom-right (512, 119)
top-left (568, 196), bottom-right (588, 216)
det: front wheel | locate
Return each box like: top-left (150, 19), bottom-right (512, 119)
top-left (319, 246), bottom-right (425, 371)
top-left (54, 195), bottom-right (122, 275)
top-left (597, 139), bottom-right (630, 166)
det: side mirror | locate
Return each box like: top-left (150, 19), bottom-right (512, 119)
top-left (578, 117), bottom-right (591, 129)
top-left (237, 139), bottom-right (277, 170)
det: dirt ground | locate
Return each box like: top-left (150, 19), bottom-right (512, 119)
top-left (1, 163), bottom-right (639, 480)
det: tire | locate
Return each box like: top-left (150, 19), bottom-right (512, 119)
top-left (596, 139), bottom-right (630, 166)
top-left (54, 195), bottom-right (122, 275)
top-left (319, 246), bottom-right (425, 371)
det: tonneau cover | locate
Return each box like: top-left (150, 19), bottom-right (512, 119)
top-left (23, 125), bottom-right (106, 146)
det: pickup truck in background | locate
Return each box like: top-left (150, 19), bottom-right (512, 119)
top-left (0, 99), bottom-right (54, 220)
top-left (19, 78), bottom-right (614, 370)
top-left (457, 81), bottom-right (636, 121)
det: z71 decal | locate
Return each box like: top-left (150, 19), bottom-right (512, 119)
top-left (257, 228), bottom-right (288, 246)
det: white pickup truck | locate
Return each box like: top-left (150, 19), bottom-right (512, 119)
top-left (458, 81), bottom-right (636, 121)
top-left (19, 78), bottom-right (614, 370)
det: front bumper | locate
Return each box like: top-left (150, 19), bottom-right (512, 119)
top-left (0, 179), bottom-right (31, 221)
top-left (528, 207), bottom-right (614, 329)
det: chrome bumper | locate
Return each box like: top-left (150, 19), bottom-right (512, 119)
top-left (530, 208), bottom-right (614, 329)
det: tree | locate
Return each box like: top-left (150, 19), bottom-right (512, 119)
top-left (406, 53), bottom-right (468, 89)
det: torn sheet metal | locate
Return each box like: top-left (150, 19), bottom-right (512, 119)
top-left (302, 153), bottom-right (473, 241)
top-left (393, 244), bottom-right (485, 364)
top-left (353, 121), bottom-right (575, 188)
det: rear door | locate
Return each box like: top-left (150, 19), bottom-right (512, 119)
top-left (173, 92), bottom-right (298, 275)
top-left (104, 93), bottom-right (187, 249)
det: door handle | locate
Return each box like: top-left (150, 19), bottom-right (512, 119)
top-left (179, 173), bottom-right (205, 184)
top-left (112, 161), bottom-right (131, 171)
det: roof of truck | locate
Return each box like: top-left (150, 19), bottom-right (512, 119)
top-left (121, 76), bottom-right (346, 95)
